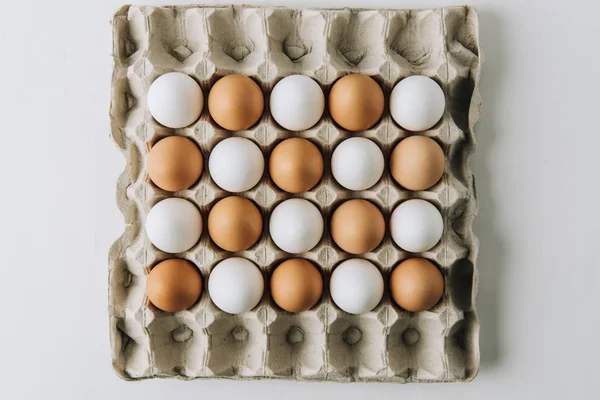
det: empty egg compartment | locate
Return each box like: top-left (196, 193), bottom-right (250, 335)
top-left (386, 8), bottom-right (447, 78)
top-left (326, 308), bottom-right (392, 381)
top-left (110, 4), bottom-right (481, 383)
top-left (443, 6), bottom-right (480, 68)
top-left (386, 310), bottom-right (448, 381)
top-left (206, 6), bottom-right (268, 76)
top-left (145, 313), bottom-right (208, 378)
top-left (202, 308), bottom-right (270, 377)
top-left (328, 10), bottom-right (388, 75)
top-left (265, 305), bottom-right (328, 379)
top-left (112, 5), bottom-right (149, 67)
top-left (265, 9), bottom-right (328, 76)
top-left (144, 7), bottom-right (210, 70)
top-left (110, 314), bottom-right (152, 380)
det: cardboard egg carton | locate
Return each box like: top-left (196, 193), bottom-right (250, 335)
top-left (109, 4), bottom-right (481, 383)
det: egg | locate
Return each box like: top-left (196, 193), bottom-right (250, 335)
top-left (328, 74), bottom-right (384, 131)
top-left (390, 75), bottom-right (445, 131)
top-left (390, 258), bottom-right (444, 312)
top-left (331, 137), bottom-right (384, 191)
top-left (269, 198), bottom-right (323, 254)
top-left (146, 259), bottom-right (202, 312)
top-left (147, 72), bottom-right (203, 129)
top-left (147, 136), bottom-right (203, 192)
top-left (390, 199), bottom-right (443, 252)
top-left (330, 199), bottom-right (385, 254)
top-left (330, 258), bottom-right (384, 314)
top-left (146, 198), bottom-right (202, 253)
top-left (269, 138), bottom-right (323, 193)
top-left (209, 137), bottom-right (264, 192)
top-left (208, 75), bottom-right (264, 131)
top-left (390, 136), bottom-right (445, 191)
top-left (208, 196), bottom-right (263, 252)
top-left (270, 75), bottom-right (325, 131)
top-left (270, 258), bottom-right (323, 312)
top-left (208, 257), bottom-right (264, 314)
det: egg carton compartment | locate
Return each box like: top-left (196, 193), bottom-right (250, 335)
top-left (146, 314), bottom-right (208, 377)
top-left (266, 306), bottom-right (328, 379)
top-left (110, 4), bottom-right (481, 383)
top-left (326, 310), bottom-right (390, 381)
top-left (202, 310), bottom-right (270, 376)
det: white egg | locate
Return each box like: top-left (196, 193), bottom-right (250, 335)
top-left (390, 199), bottom-right (443, 252)
top-left (269, 198), bottom-right (323, 254)
top-left (145, 197), bottom-right (202, 253)
top-left (147, 72), bottom-right (204, 129)
top-left (209, 137), bottom-right (264, 192)
top-left (390, 75), bottom-right (445, 131)
top-left (330, 258), bottom-right (384, 314)
top-left (270, 75), bottom-right (325, 131)
top-left (331, 137), bottom-right (384, 191)
top-left (208, 257), bottom-right (264, 314)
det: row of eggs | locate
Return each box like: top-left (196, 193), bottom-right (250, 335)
top-left (146, 197), bottom-right (443, 255)
top-left (148, 72), bottom-right (446, 132)
top-left (148, 135), bottom-right (445, 193)
top-left (147, 257), bottom-right (444, 315)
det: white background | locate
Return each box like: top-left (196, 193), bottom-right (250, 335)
top-left (0, 0), bottom-right (598, 398)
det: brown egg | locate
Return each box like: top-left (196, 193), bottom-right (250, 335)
top-left (146, 259), bottom-right (202, 312)
top-left (269, 138), bottom-right (324, 193)
top-left (270, 258), bottom-right (323, 312)
top-left (330, 199), bottom-right (385, 254)
top-left (147, 136), bottom-right (203, 192)
top-left (390, 136), bottom-right (445, 191)
top-left (208, 75), bottom-right (264, 131)
top-left (390, 258), bottom-right (444, 312)
top-left (328, 74), bottom-right (385, 131)
top-left (208, 196), bottom-right (263, 252)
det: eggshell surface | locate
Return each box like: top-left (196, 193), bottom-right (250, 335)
top-left (269, 138), bottom-right (323, 193)
top-left (269, 199), bottom-right (323, 254)
top-left (146, 259), bottom-right (202, 312)
top-left (390, 136), bottom-right (445, 191)
top-left (147, 136), bottom-right (203, 192)
top-left (390, 258), bottom-right (444, 312)
top-left (208, 196), bottom-right (263, 252)
top-left (331, 137), bottom-right (384, 191)
top-left (390, 75), bottom-right (445, 131)
top-left (330, 199), bottom-right (385, 254)
top-left (270, 75), bottom-right (325, 131)
top-left (390, 199), bottom-right (443, 252)
top-left (270, 258), bottom-right (323, 312)
top-left (328, 74), bottom-right (384, 131)
top-left (208, 75), bottom-right (264, 131)
top-left (147, 72), bottom-right (203, 129)
top-left (208, 257), bottom-right (264, 314)
top-left (330, 258), bottom-right (384, 314)
top-left (209, 137), bottom-right (264, 192)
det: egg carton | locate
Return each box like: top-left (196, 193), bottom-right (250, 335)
top-left (109, 4), bottom-right (481, 383)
